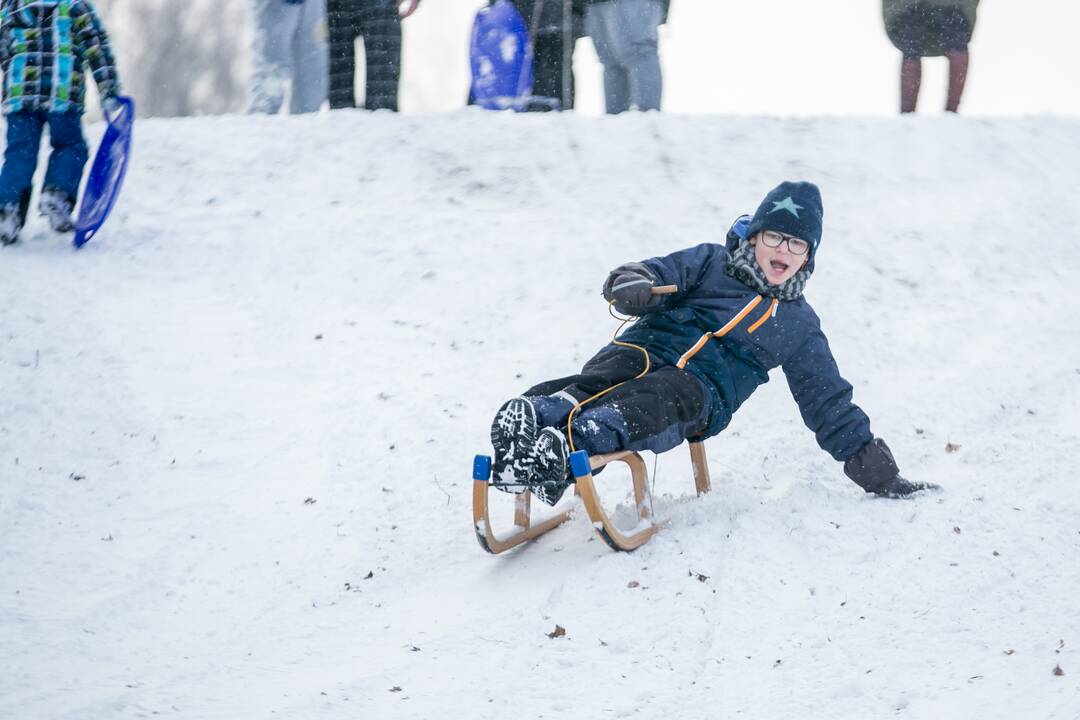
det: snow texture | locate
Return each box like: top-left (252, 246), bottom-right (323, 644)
top-left (1, 110), bottom-right (1079, 718)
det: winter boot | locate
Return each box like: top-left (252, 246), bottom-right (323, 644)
top-left (0, 203), bottom-right (21, 246)
top-left (531, 427), bottom-right (572, 506)
top-left (38, 188), bottom-right (75, 233)
top-left (490, 397), bottom-right (539, 492)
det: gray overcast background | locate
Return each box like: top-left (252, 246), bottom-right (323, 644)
top-left (93, 1), bottom-right (1078, 118)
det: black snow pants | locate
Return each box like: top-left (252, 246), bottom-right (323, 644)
top-left (524, 344), bottom-right (712, 457)
top-left (531, 32), bottom-right (576, 109)
top-left (327, 0), bottom-right (402, 110)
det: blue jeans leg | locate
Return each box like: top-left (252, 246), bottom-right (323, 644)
top-left (43, 112), bottom-right (88, 200)
top-left (585, 3), bottom-right (630, 114)
top-left (0, 112), bottom-right (46, 207)
top-left (613, 0), bottom-right (662, 111)
top-left (587, 0), bottom-right (662, 113)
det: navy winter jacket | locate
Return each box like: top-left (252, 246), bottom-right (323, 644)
top-left (616, 230), bottom-right (873, 462)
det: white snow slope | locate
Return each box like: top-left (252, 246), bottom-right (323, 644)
top-left (2, 111), bottom-right (1079, 720)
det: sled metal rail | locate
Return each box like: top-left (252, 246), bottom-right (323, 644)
top-left (472, 441), bottom-right (711, 554)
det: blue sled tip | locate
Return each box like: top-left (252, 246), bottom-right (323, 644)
top-left (569, 450), bottom-right (591, 479)
top-left (473, 454), bottom-right (492, 481)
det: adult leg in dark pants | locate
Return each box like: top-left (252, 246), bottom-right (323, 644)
top-left (357, 1), bottom-right (402, 111)
top-left (531, 32), bottom-right (576, 109)
top-left (327, 0), bottom-right (402, 111)
top-left (327, 0), bottom-right (362, 108)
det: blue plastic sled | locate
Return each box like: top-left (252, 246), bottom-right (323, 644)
top-left (469, 0), bottom-right (533, 111)
top-left (74, 95), bottom-right (135, 248)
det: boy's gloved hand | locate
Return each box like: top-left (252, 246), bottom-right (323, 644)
top-left (844, 438), bottom-right (939, 498)
top-left (869, 474), bottom-right (939, 498)
top-left (602, 262), bottom-right (660, 315)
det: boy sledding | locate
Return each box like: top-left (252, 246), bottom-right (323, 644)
top-left (478, 181), bottom-right (936, 551)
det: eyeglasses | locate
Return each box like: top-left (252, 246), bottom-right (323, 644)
top-left (760, 230), bottom-right (810, 255)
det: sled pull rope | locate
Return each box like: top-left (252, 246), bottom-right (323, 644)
top-left (565, 284), bottom-right (677, 453)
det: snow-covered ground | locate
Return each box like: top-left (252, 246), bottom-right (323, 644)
top-left (1, 111), bottom-right (1079, 719)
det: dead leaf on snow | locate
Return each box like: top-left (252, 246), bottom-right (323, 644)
top-left (945, 442), bottom-right (961, 453)
top-left (547, 625), bottom-right (566, 639)
top-left (1053, 665), bottom-right (1064, 676)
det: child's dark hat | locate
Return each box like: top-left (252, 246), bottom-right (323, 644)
top-left (744, 181), bottom-right (824, 256)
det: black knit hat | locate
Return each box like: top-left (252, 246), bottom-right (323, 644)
top-left (743, 181), bottom-right (824, 257)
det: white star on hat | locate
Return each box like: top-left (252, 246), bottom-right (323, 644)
top-left (769, 196), bottom-right (803, 218)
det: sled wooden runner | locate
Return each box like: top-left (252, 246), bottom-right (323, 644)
top-left (472, 441), bottom-right (712, 554)
top-left (571, 441), bottom-right (712, 552)
top-left (472, 455), bottom-right (574, 554)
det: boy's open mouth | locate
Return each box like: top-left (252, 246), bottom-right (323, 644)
top-left (770, 259), bottom-right (790, 273)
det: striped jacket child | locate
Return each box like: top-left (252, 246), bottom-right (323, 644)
top-left (0, 0), bottom-right (120, 115)
top-left (0, 0), bottom-right (122, 245)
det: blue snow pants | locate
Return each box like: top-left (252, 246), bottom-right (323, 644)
top-left (524, 344), bottom-right (715, 458)
top-left (0, 110), bottom-right (88, 207)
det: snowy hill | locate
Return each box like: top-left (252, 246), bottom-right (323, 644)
top-left (2, 110), bottom-right (1079, 719)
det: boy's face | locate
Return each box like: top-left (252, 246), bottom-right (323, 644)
top-left (750, 231), bottom-right (808, 286)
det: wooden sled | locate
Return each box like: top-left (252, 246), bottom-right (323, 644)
top-left (472, 441), bottom-right (711, 554)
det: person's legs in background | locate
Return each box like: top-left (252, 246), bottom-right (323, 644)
top-left (249, 0), bottom-right (298, 113)
top-left (327, 0), bottom-right (361, 108)
top-left (532, 31), bottom-right (576, 109)
top-left (890, 3), bottom-right (972, 113)
top-left (0, 112), bottom-right (46, 243)
top-left (887, 4), bottom-right (929, 113)
top-left (584, 2), bottom-right (629, 113)
top-left (39, 111), bottom-right (89, 231)
top-left (358, 0), bottom-right (402, 111)
top-left (945, 49), bottom-right (969, 112)
top-left (900, 56), bottom-right (922, 113)
top-left (290, 0), bottom-right (329, 113)
top-left (940, 7), bottom-right (973, 113)
top-left (609, 0), bottom-right (662, 111)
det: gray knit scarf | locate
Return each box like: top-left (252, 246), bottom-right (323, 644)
top-left (725, 240), bottom-right (810, 301)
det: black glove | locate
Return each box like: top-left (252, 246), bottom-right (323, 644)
top-left (602, 262), bottom-right (660, 315)
top-left (844, 438), bottom-right (939, 498)
top-left (869, 474), bottom-right (939, 498)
